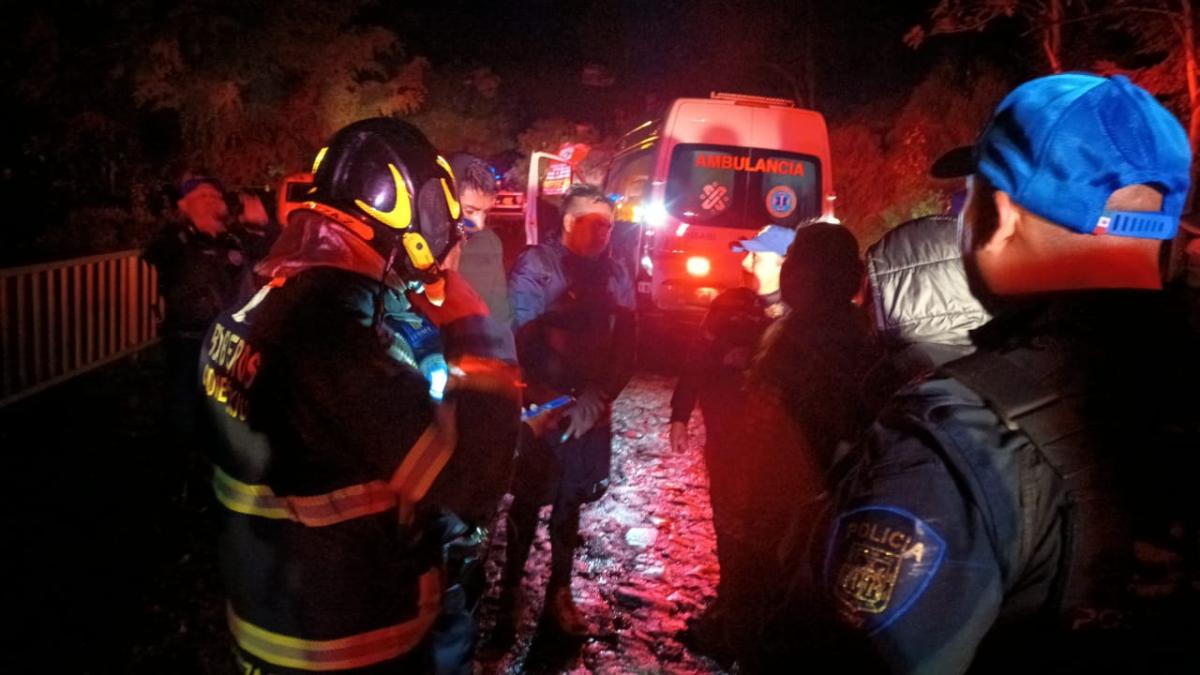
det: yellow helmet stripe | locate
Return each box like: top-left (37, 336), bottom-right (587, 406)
top-left (436, 155), bottom-right (455, 181)
top-left (436, 155), bottom-right (462, 220)
top-left (311, 146), bottom-right (328, 174)
top-left (441, 178), bottom-right (461, 220)
top-left (354, 163), bottom-right (412, 230)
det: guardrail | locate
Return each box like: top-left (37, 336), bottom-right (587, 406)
top-left (1, 249), bottom-right (159, 407)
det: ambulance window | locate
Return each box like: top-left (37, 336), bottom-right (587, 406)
top-left (666, 145), bottom-right (746, 228)
top-left (606, 149), bottom-right (654, 224)
top-left (667, 144), bottom-right (821, 229)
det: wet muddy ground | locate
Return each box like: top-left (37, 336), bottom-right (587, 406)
top-left (475, 374), bottom-right (724, 674)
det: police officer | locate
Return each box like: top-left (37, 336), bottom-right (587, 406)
top-left (668, 224), bottom-right (792, 662)
top-left (144, 175), bottom-right (249, 439)
top-left (816, 73), bottom-right (1198, 672)
top-left (199, 118), bottom-right (519, 674)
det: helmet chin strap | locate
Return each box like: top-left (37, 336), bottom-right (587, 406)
top-left (372, 243), bottom-right (402, 340)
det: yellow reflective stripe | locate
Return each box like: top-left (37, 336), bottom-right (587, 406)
top-left (311, 146), bottom-right (328, 174)
top-left (228, 571), bottom-right (442, 671)
top-left (389, 422), bottom-right (454, 505)
top-left (212, 467), bottom-right (397, 527)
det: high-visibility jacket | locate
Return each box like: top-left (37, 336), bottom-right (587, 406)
top-left (199, 266), bottom-right (460, 672)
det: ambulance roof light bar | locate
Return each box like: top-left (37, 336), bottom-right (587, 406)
top-left (710, 92), bottom-right (795, 108)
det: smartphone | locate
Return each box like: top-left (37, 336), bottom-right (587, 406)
top-left (521, 394), bottom-right (574, 422)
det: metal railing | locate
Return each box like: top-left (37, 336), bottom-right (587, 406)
top-left (1, 249), bottom-right (159, 407)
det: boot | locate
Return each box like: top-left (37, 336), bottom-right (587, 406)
top-left (544, 585), bottom-right (589, 637)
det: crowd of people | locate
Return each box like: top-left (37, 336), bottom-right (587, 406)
top-left (142, 71), bottom-right (1200, 674)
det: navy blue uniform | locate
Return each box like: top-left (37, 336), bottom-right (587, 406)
top-left (819, 292), bottom-right (1199, 673)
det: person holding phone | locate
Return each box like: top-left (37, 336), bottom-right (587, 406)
top-left (497, 184), bottom-right (636, 640)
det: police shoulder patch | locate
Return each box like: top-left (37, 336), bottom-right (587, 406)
top-left (824, 506), bottom-right (946, 635)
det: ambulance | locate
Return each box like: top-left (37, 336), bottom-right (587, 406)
top-left (606, 92), bottom-right (836, 320)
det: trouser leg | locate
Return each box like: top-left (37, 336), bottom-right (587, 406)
top-left (502, 492), bottom-right (541, 598)
top-left (546, 493), bottom-right (582, 591)
top-left (431, 584), bottom-right (475, 675)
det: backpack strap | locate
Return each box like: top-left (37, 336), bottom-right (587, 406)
top-left (938, 350), bottom-right (1086, 475)
top-left (938, 349), bottom-right (1132, 618)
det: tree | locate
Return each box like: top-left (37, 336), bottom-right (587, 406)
top-left (829, 62), bottom-right (1011, 246)
top-left (406, 66), bottom-right (519, 161)
top-left (906, 1), bottom-right (1199, 204)
top-left (1092, 1), bottom-right (1198, 158)
top-left (905, 0), bottom-right (1070, 73)
top-left (133, 1), bottom-right (429, 188)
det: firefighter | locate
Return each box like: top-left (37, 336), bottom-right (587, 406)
top-left (198, 118), bottom-right (519, 674)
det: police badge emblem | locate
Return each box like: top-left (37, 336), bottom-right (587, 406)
top-left (825, 506), bottom-right (946, 634)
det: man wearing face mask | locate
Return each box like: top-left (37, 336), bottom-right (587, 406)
top-left (497, 184), bottom-right (636, 639)
top-left (445, 154), bottom-right (511, 327)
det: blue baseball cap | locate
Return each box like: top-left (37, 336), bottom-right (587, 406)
top-left (938, 73), bottom-right (1192, 240)
top-left (732, 224), bottom-right (795, 255)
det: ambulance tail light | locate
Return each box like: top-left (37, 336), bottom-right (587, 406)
top-left (686, 256), bottom-right (711, 277)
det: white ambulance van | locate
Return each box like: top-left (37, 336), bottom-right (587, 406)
top-left (605, 92), bottom-right (836, 320)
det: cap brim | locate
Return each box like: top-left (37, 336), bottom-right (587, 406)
top-left (731, 239), bottom-right (770, 253)
top-left (930, 146), bottom-right (974, 179)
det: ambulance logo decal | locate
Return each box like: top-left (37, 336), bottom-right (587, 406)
top-left (766, 185), bottom-right (797, 219)
top-left (700, 182), bottom-right (730, 212)
top-left (824, 506), bottom-right (945, 635)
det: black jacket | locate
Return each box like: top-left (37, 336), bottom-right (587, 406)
top-left (144, 223), bottom-right (251, 337)
top-left (201, 239), bottom-right (518, 671)
top-left (819, 291), bottom-right (1200, 673)
top-left (508, 238), bottom-right (636, 401)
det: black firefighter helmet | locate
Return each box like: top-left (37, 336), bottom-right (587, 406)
top-left (307, 117), bottom-right (463, 288)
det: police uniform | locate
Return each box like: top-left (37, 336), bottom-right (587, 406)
top-left (144, 222), bottom-right (250, 435)
top-left (820, 293), bottom-right (1199, 672)
top-left (818, 74), bottom-right (1199, 673)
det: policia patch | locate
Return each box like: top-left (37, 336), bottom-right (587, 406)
top-left (824, 506), bottom-right (945, 634)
